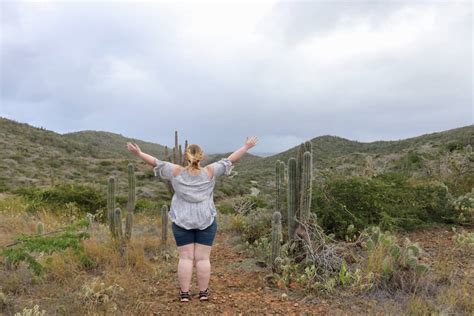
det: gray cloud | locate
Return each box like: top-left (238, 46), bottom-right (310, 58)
top-left (0, 0), bottom-right (472, 153)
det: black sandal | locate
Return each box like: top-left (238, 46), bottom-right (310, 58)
top-left (179, 289), bottom-right (191, 302)
top-left (199, 288), bottom-right (210, 301)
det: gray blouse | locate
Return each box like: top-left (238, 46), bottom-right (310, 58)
top-left (153, 158), bottom-right (234, 230)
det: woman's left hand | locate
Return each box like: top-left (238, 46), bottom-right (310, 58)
top-left (127, 142), bottom-right (142, 156)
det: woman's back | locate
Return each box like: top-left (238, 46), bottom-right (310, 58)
top-left (153, 158), bottom-right (233, 229)
top-left (172, 167), bottom-right (215, 203)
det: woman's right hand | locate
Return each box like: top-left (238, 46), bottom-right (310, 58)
top-left (127, 142), bottom-right (142, 156)
top-left (244, 136), bottom-right (258, 149)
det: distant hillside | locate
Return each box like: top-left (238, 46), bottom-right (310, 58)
top-left (1, 117), bottom-right (472, 199)
top-left (236, 125), bottom-right (474, 193)
top-left (0, 117), bottom-right (259, 199)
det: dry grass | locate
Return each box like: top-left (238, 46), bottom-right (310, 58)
top-left (1, 197), bottom-right (473, 315)
top-left (0, 200), bottom-right (178, 314)
top-left (0, 196), bottom-right (70, 245)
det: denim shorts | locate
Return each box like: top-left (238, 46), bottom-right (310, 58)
top-left (171, 218), bottom-right (217, 247)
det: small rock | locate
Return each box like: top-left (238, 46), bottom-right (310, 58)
top-left (294, 303), bottom-right (299, 307)
top-left (281, 293), bottom-right (288, 300)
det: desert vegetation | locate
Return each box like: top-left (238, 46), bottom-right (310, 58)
top-left (0, 118), bottom-right (473, 314)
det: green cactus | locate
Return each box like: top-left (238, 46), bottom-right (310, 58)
top-left (407, 244), bottom-right (421, 257)
top-left (164, 146), bottom-right (171, 162)
top-left (107, 176), bottom-right (116, 236)
top-left (184, 140), bottom-right (188, 165)
top-left (113, 208), bottom-right (123, 239)
top-left (287, 158), bottom-right (297, 242)
top-left (36, 222), bottom-right (44, 235)
top-left (389, 244), bottom-right (401, 258)
top-left (178, 144), bottom-right (183, 166)
top-left (271, 211), bottom-right (282, 272)
top-left (275, 160), bottom-right (285, 216)
top-left (161, 205), bottom-right (169, 244)
top-left (299, 151), bottom-right (313, 222)
top-left (174, 130), bottom-right (179, 164)
top-left (125, 163), bottom-right (136, 241)
top-left (304, 140), bottom-right (312, 155)
top-left (364, 228), bottom-right (430, 278)
top-left (465, 144), bottom-right (472, 156)
top-left (295, 144), bottom-right (305, 217)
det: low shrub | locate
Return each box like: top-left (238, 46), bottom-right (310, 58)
top-left (227, 208), bottom-right (273, 244)
top-left (314, 173), bottom-right (453, 238)
top-left (15, 184), bottom-right (106, 214)
top-left (1, 219), bottom-right (93, 276)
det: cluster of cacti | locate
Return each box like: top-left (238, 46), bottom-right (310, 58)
top-left (169, 130), bottom-right (188, 167)
top-left (161, 204), bottom-right (169, 244)
top-left (452, 189), bottom-right (474, 221)
top-left (364, 227), bottom-right (428, 275)
top-left (161, 131), bottom-right (189, 197)
top-left (271, 211), bottom-right (282, 272)
top-left (285, 141), bottom-right (314, 242)
top-left (107, 163), bottom-right (136, 244)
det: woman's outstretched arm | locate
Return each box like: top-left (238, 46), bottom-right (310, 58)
top-left (227, 136), bottom-right (258, 163)
top-left (127, 142), bottom-right (156, 166)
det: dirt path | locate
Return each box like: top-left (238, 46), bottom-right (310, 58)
top-left (148, 232), bottom-right (330, 315)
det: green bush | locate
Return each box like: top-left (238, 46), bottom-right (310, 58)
top-left (134, 199), bottom-right (161, 213)
top-left (241, 208), bottom-right (273, 243)
top-left (248, 195), bottom-right (268, 209)
top-left (445, 141), bottom-right (465, 152)
top-left (1, 219), bottom-right (93, 276)
top-left (217, 202), bottom-right (234, 214)
top-left (314, 173), bottom-right (452, 238)
top-left (15, 184), bottom-right (106, 214)
top-left (230, 208), bottom-right (273, 244)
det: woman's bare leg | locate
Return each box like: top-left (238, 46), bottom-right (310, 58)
top-left (194, 243), bottom-right (212, 291)
top-left (177, 243), bottom-right (194, 292)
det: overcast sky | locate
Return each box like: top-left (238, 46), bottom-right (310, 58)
top-left (0, 0), bottom-right (472, 154)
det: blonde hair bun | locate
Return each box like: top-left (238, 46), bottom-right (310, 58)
top-left (185, 144), bottom-right (204, 171)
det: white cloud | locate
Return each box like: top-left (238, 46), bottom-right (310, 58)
top-left (0, 0), bottom-right (471, 153)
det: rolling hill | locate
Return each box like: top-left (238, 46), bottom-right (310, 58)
top-left (1, 117), bottom-right (472, 200)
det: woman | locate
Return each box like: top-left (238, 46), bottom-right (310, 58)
top-left (126, 136), bottom-right (258, 302)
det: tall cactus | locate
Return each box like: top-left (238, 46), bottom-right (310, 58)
top-left (304, 140), bottom-right (312, 155)
top-left (271, 211), bottom-right (282, 272)
top-left (164, 146), bottom-right (171, 162)
top-left (275, 160), bottom-right (285, 216)
top-left (184, 140), bottom-right (188, 165)
top-left (295, 143), bottom-right (305, 218)
top-left (125, 163), bottom-right (136, 241)
top-left (161, 204), bottom-right (169, 244)
top-left (163, 146), bottom-right (175, 195)
top-left (174, 130), bottom-right (179, 164)
top-left (287, 158), bottom-right (297, 242)
top-left (299, 151), bottom-right (313, 222)
top-left (107, 176), bottom-right (116, 236)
